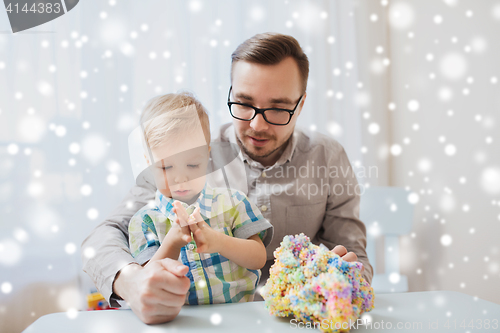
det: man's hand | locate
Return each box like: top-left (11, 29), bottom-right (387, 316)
top-left (186, 207), bottom-right (222, 253)
top-left (332, 245), bottom-right (365, 274)
top-left (113, 259), bottom-right (190, 325)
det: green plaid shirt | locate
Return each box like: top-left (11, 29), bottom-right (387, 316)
top-left (128, 184), bottom-right (273, 304)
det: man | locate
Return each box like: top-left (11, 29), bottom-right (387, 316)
top-left (82, 32), bottom-right (373, 324)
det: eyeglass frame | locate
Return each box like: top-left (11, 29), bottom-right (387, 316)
top-left (227, 86), bottom-right (304, 126)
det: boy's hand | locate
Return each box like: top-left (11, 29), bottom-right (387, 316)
top-left (164, 201), bottom-right (193, 247)
top-left (187, 207), bottom-right (222, 253)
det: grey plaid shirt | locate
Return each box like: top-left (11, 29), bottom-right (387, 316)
top-left (81, 123), bottom-right (373, 306)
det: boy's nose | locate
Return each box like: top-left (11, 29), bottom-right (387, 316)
top-left (249, 113), bottom-right (269, 132)
top-left (174, 174), bottom-right (189, 184)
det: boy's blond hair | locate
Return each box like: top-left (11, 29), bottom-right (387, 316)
top-left (140, 92), bottom-right (211, 150)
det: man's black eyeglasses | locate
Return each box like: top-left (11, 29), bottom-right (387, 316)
top-left (227, 86), bottom-right (304, 126)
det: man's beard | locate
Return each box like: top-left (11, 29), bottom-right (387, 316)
top-left (236, 131), bottom-right (285, 161)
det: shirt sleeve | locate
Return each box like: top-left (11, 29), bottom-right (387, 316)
top-left (312, 147), bottom-right (374, 285)
top-left (230, 191), bottom-right (274, 247)
top-left (80, 169), bottom-right (156, 307)
top-left (128, 210), bottom-right (162, 266)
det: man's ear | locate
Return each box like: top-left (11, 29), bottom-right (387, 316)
top-left (297, 92), bottom-right (307, 116)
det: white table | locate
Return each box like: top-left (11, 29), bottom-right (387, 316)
top-left (23, 291), bottom-right (500, 332)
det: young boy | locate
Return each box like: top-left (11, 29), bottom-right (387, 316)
top-left (128, 92), bottom-right (273, 305)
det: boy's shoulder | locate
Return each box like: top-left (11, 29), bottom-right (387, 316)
top-left (208, 186), bottom-right (249, 202)
top-left (204, 187), bottom-right (254, 213)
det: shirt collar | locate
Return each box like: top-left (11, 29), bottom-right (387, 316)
top-left (155, 183), bottom-right (213, 220)
top-left (223, 123), bottom-right (299, 169)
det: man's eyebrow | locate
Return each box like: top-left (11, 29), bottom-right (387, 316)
top-left (234, 92), bottom-right (294, 105)
top-left (269, 97), bottom-right (294, 105)
top-left (234, 92), bottom-right (253, 101)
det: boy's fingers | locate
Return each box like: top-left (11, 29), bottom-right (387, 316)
top-left (194, 229), bottom-right (206, 243)
top-left (174, 201), bottom-right (189, 220)
top-left (179, 218), bottom-right (189, 228)
top-left (183, 234), bottom-right (191, 243)
top-left (193, 231), bottom-right (208, 253)
top-left (181, 224), bottom-right (191, 236)
top-left (175, 217), bottom-right (188, 228)
top-left (173, 206), bottom-right (187, 221)
top-left (186, 208), bottom-right (203, 229)
top-left (174, 203), bottom-right (189, 227)
top-left (186, 214), bottom-right (196, 226)
top-left (191, 207), bottom-right (203, 224)
top-left (189, 220), bottom-right (200, 233)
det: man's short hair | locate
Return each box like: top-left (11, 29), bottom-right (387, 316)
top-left (140, 92), bottom-right (211, 149)
top-left (231, 32), bottom-right (309, 93)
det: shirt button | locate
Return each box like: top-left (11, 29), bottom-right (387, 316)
top-left (261, 171), bottom-right (267, 178)
top-left (188, 243), bottom-right (195, 250)
top-left (261, 205), bottom-right (268, 212)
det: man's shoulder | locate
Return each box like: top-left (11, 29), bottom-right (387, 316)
top-left (294, 127), bottom-right (346, 157)
top-left (131, 204), bottom-right (164, 222)
top-left (212, 123), bottom-right (233, 143)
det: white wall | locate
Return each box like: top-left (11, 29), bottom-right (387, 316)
top-left (385, 0), bottom-right (500, 302)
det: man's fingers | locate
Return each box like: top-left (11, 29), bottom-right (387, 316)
top-left (142, 289), bottom-right (186, 310)
top-left (120, 259), bottom-right (190, 326)
top-left (136, 305), bottom-right (182, 325)
top-left (332, 245), bottom-right (360, 264)
top-left (152, 265), bottom-right (190, 298)
top-left (342, 251), bottom-right (358, 262)
top-left (157, 258), bottom-right (189, 278)
top-left (332, 245), bottom-right (347, 257)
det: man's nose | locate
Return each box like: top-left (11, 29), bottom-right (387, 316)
top-left (249, 113), bottom-right (269, 132)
